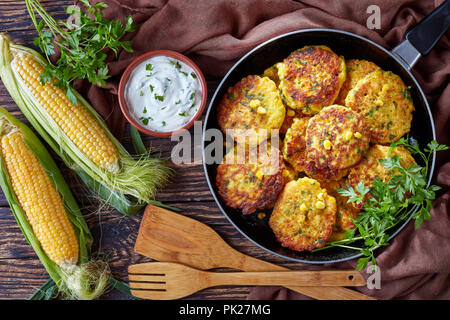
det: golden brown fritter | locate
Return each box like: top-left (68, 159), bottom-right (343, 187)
top-left (264, 162), bottom-right (299, 210)
top-left (280, 107), bottom-right (310, 134)
top-left (304, 161), bottom-right (349, 182)
top-left (345, 70), bottom-right (414, 144)
top-left (262, 62), bottom-right (282, 87)
top-left (216, 143), bottom-right (285, 215)
top-left (335, 59), bottom-right (381, 105)
top-left (281, 162), bottom-right (298, 185)
top-left (305, 105), bottom-right (370, 170)
top-left (320, 179), bottom-right (360, 241)
top-left (269, 177), bottom-right (337, 251)
top-left (217, 75), bottom-right (285, 145)
top-left (278, 45), bottom-right (346, 114)
top-left (347, 144), bottom-right (416, 208)
top-left (282, 117), bottom-right (311, 173)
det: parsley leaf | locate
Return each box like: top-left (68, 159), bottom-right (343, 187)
top-left (27, 0), bottom-right (136, 105)
top-left (326, 139), bottom-right (448, 270)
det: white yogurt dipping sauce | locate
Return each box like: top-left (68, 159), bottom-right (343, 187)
top-left (124, 55), bottom-right (202, 133)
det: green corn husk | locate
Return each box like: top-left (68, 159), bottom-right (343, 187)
top-left (0, 33), bottom-right (172, 215)
top-left (29, 275), bottom-right (141, 300)
top-left (0, 106), bottom-right (109, 299)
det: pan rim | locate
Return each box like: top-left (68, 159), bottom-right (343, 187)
top-left (202, 28), bottom-right (437, 264)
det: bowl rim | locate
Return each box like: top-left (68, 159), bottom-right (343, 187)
top-left (201, 28), bottom-right (436, 264)
top-left (118, 49), bottom-right (208, 138)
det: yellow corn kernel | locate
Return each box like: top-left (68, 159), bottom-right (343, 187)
top-left (249, 99), bottom-right (261, 109)
top-left (287, 109), bottom-right (296, 117)
top-left (354, 132), bottom-right (362, 139)
top-left (315, 201), bottom-right (326, 209)
top-left (257, 212), bottom-right (266, 219)
top-left (282, 168), bottom-right (296, 182)
top-left (300, 203), bottom-right (308, 212)
top-left (344, 131), bottom-right (353, 141)
top-left (256, 170), bottom-right (264, 180)
top-left (257, 106), bottom-right (267, 114)
top-left (323, 139), bottom-right (332, 150)
top-left (1, 131), bottom-right (78, 266)
top-left (12, 53), bottom-right (119, 173)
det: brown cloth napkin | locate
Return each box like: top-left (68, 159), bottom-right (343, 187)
top-left (75, 0), bottom-right (450, 299)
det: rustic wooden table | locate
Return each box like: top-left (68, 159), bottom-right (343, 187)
top-left (0, 0), bottom-right (303, 300)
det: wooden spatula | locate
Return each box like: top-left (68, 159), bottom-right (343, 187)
top-left (134, 205), bottom-right (375, 300)
top-left (129, 262), bottom-right (366, 300)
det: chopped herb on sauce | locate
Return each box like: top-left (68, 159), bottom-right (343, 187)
top-left (139, 116), bottom-right (153, 125)
top-left (170, 59), bottom-right (182, 69)
top-left (140, 117), bottom-right (149, 125)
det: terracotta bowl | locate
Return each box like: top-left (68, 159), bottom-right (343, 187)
top-left (118, 50), bottom-right (208, 138)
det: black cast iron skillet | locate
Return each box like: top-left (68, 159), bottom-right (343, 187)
top-left (202, 1), bottom-right (450, 264)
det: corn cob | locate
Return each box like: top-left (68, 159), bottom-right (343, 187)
top-left (0, 34), bottom-right (172, 215)
top-left (1, 129), bottom-right (78, 265)
top-left (0, 106), bottom-right (109, 299)
top-left (12, 53), bottom-right (119, 173)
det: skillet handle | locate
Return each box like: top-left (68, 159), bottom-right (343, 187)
top-left (392, 0), bottom-right (450, 69)
top-left (406, 0), bottom-right (450, 56)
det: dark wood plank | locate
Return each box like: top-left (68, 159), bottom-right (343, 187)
top-left (0, 0), bottom-right (69, 32)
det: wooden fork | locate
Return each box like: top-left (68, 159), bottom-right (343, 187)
top-left (128, 262), bottom-right (366, 300)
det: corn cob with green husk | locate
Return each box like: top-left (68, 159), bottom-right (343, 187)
top-left (0, 106), bottom-right (109, 299)
top-left (0, 34), bottom-right (172, 215)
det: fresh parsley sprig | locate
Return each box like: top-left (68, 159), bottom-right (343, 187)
top-left (26, 0), bottom-right (136, 104)
top-left (315, 139), bottom-right (448, 271)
